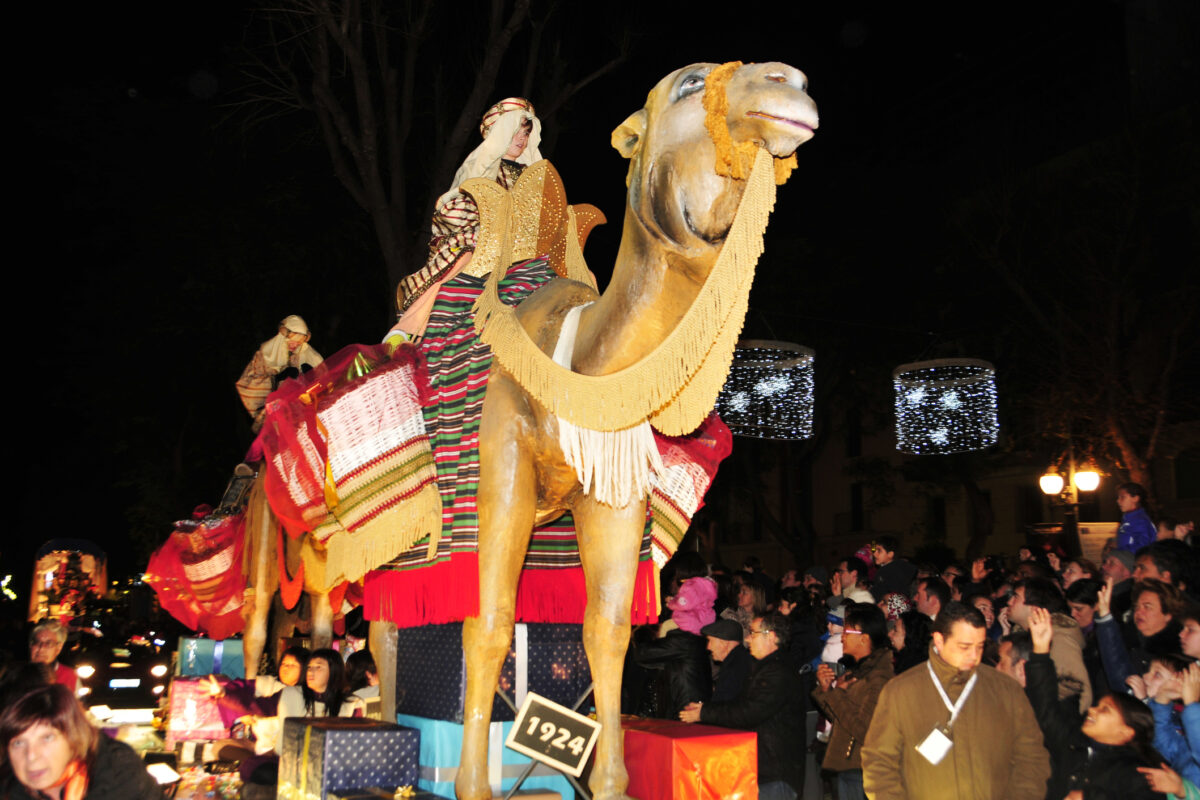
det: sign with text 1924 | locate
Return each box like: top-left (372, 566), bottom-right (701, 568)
top-left (505, 692), bottom-right (601, 777)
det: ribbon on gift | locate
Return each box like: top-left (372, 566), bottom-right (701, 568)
top-left (300, 723), bottom-right (313, 799)
top-left (184, 639), bottom-right (199, 673)
top-left (514, 623), bottom-right (528, 711)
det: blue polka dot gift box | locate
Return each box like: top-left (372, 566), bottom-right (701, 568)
top-left (394, 623), bottom-right (591, 723)
top-left (279, 718), bottom-right (420, 800)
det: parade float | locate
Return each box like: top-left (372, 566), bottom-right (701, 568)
top-left (146, 60), bottom-right (817, 800)
top-left (29, 539), bottom-right (108, 622)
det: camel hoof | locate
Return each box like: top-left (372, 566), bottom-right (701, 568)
top-left (589, 768), bottom-right (631, 800)
top-left (454, 766), bottom-right (492, 800)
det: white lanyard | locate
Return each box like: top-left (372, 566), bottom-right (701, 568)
top-left (927, 660), bottom-right (978, 730)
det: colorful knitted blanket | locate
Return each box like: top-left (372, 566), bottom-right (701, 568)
top-left (363, 260), bottom-right (731, 627)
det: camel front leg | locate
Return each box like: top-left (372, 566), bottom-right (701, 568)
top-left (369, 620), bottom-right (398, 722)
top-left (243, 480), bottom-right (278, 679)
top-left (310, 591), bottom-right (334, 650)
top-left (573, 496), bottom-right (647, 800)
top-left (458, 393), bottom-right (538, 800)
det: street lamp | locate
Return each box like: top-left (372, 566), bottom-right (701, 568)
top-left (1039, 452), bottom-right (1101, 557)
top-left (1039, 473), bottom-right (1064, 496)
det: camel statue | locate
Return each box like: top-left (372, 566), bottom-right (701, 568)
top-left (453, 61), bottom-right (817, 800)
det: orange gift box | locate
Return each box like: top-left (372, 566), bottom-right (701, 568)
top-left (621, 717), bottom-right (757, 800)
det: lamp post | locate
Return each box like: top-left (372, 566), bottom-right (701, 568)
top-left (1039, 447), bottom-right (1100, 558)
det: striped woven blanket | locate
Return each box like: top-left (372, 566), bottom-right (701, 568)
top-left (259, 344), bottom-right (441, 586)
top-left (364, 260), bottom-right (731, 627)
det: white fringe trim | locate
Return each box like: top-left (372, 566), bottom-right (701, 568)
top-left (552, 304), bottom-right (663, 508)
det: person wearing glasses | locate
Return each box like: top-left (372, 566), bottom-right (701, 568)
top-left (812, 603), bottom-right (894, 800)
top-left (831, 556), bottom-right (874, 608)
top-left (679, 613), bottom-right (804, 800)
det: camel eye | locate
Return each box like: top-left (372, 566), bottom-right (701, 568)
top-left (678, 73), bottom-right (706, 98)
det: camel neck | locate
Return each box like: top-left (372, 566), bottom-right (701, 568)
top-left (571, 205), bottom-right (714, 375)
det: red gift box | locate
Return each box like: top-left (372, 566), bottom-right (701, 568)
top-left (621, 717), bottom-right (757, 800)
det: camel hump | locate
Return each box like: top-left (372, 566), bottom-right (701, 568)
top-left (460, 160), bottom-right (602, 289)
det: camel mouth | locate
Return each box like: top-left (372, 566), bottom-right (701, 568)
top-left (745, 110), bottom-right (816, 132)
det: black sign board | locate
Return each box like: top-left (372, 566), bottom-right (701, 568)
top-left (505, 691), bottom-right (601, 777)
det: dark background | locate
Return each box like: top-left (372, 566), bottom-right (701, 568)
top-left (8, 1), bottom-right (1198, 599)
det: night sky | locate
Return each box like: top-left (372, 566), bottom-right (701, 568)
top-left (10, 2), bottom-right (1197, 593)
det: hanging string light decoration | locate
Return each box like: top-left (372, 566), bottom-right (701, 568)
top-left (893, 359), bottom-right (998, 454)
top-left (715, 340), bottom-right (814, 439)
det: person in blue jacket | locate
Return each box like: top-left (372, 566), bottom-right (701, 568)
top-left (1118, 482), bottom-right (1158, 553)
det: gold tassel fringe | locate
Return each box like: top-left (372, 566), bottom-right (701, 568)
top-left (469, 147), bottom-right (777, 436)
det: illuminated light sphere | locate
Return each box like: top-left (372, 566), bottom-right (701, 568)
top-left (1040, 473), bottom-right (1065, 495)
top-left (893, 358), bottom-right (998, 455)
top-left (716, 340), bottom-right (815, 440)
top-left (1074, 470), bottom-right (1100, 492)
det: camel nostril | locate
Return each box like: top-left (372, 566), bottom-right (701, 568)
top-left (764, 73), bottom-right (787, 83)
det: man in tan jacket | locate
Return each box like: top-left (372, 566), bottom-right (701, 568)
top-left (1005, 577), bottom-right (1093, 714)
top-left (862, 602), bottom-right (1050, 799)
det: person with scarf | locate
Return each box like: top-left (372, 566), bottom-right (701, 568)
top-left (235, 314), bottom-right (323, 431)
top-left (389, 98), bottom-right (544, 343)
top-left (0, 684), bottom-right (161, 800)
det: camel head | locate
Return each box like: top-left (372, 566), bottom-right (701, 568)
top-left (612, 62), bottom-right (817, 258)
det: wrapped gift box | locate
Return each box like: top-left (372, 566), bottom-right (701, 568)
top-left (164, 677), bottom-right (230, 747)
top-left (279, 718), bottom-right (420, 800)
top-left (177, 637), bottom-right (245, 678)
top-left (329, 792), bottom-right (448, 800)
top-left (395, 714), bottom-right (573, 800)
top-left (394, 623), bottom-right (590, 723)
top-left (621, 717), bottom-right (757, 800)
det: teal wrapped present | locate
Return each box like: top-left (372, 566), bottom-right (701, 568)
top-left (176, 637), bottom-right (245, 678)
top-left (395, 714), bottom-right (572, 800)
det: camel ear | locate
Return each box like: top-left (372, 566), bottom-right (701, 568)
top-left (611, 109), bottom-right (647, 159)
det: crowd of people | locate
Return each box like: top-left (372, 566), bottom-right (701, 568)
top-left (627, 482), bottom-right (1199, 800)
top-left (0, 621), bottom-right (382, 799)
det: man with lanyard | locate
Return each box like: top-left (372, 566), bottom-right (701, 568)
top-left (861, 601), bottom-right (1050, 799)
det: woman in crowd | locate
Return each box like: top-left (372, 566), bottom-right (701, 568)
top-left (721, 577), bottom-right (767, 639)
top-left (1066, 578), bottom-right (1108, 699)
top-left (238, 649), bottom-right (363, 791)
top-left (1062, 558), bottom-right (1101, 590)
top-left (207, 645), bottom-right (310, 726)
top-left (964, 591), bottom-right (1003, 641)
top-left (1026, 607), bottom-right (1166, 800)
top-left (205, 644), bottom-right (310, 778)
top-left (1096, 578), bottom-right (1184, 692)
top-left (0, 684), bottom-right (161, 800)
top-left (346, 650), bottom-right (380, 700)
top-left (275, 648), bottom-right (362, 747)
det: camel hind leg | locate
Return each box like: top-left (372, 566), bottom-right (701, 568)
top-left (572, 496), bottom-right (647, 800)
